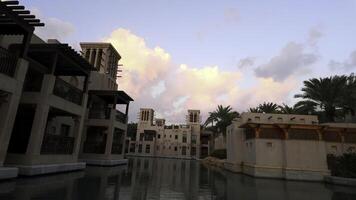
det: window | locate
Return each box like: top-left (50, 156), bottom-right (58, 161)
top-left (175, 135), bottom-right (178, 140)
top-left (158, 134), bottom-right (161, 139)
top-left (183, 134), bottom-right (187, 143)
top-left (170, 135), bottom-right (172, 138)
top-left (157, 145), bottom-right (160, 151)
top-left (139, 133), bottom-right (144, 141)
top-left (191, 135), bottom-right (197, 144)
top-left (60, 124), bottom-right (70, 136)
top-left (191, 147), bottom-right (196, 156)
top-left (164, 134), bottom-right (166, 138)
top-left (182, 146), bottom-right (186, 155)
top-left (130, 144), bottom-right (135, 152)
top-left (169, 146), bottom-right (171, 149)
top-left (145, 144), bottom-right (150, 153)
top-left (174, 146), bottom-right (177, 151)
top-left (138, 144), bottom-right (142, 153)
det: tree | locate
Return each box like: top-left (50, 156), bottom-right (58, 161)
top-left (257, 102), bottom-right (279, 113)
top-left (295, 75), bottom-right (348, 122)
top-left (204, 105), bottom-right (239, 135)
top-left (293, 100), bottom-right (318, 115)
top-left (278, 103), bottom-right (298, 114)
top-left (248, 107), bottom-right (261, 113)
top-left (339, 74), bottom-right (356, 117)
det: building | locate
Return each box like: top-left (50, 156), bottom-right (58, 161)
top-left (225, 112), bottom-right (356, 181)
top-left (79, 43), bottom-right (133, 166)
top-left (128, 109), bottom-right (203, 159)
top-left (0, 1), bottom-right (44, 179)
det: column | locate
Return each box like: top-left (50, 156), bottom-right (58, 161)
top-left (26, 75), bottom-right (55, 157)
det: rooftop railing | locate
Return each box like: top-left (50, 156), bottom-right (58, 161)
top-left (0, 47), bottom-right (18, 77)
top-left (53, 77), bottom-right (83, 105)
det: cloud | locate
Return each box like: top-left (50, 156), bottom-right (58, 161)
top-left (224, 8), bottom-right (240, 24)
top-left (103, 28), bottom-right (298, 123)
top-left (254, 42), bottom-right (318, 81)
top-left (329, 50), bottom-right (356, 71)
top-left (237, 57), bottom-right (255, 69)
top-left (31, 8), bottom-right (75, 41)
top-left (307, 26), bottom-right (323, 47)
top-left (104, 28), bottom-right (171, 98)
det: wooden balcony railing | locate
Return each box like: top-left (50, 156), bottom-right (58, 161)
top-left (41, 134), bottom-right (75, 154)
top-left (83, 141), bottom-right (106, 154)
top-left (53, 77), bottom-right (83, 105)
top-left (111, 142), bottom-right (123, 154)
top-left (115, 110), bottom-right (127, 123)
top-left (88, 108), bottom-right (111, 119)
top-left (0, 47), bottom-right (18, 77)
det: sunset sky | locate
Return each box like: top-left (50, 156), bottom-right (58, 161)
top-left (23, 0), bottom-right (356, 123)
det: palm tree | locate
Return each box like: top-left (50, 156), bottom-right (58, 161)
top-left (295, 75), bottom-right (348, 122)
top-left (293, 100), bottom-right (318, 115)
top-left (248, 107), bottom-right (261, 113)
top-left (204, 105), bottom-right (239, 135)
top-left (339, 73), bottom-right (356, 117)
top-left (278, 103), bottom-right (298, 114)
top-left (257, 102), bottom-right (279, 113)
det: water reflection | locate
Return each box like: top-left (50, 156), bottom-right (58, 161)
top-left (0, 157), bottom-right (355, 200)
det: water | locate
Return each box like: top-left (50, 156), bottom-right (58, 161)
top-left (0, 157), bottom-right (355, 200)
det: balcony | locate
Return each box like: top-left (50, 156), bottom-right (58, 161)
top-left (83, 141), bottom-right (106, 154)
top-left (53, 77), bottom-right (83, 105)
top-left (88, 108), bottom-right (111, 119)
top-left (111, 142), bottom-right (123, 154)
top-left (115, 110), bottom-right (127, 123)
top-left (0, 47), bottom-right (18, 77)
top-left (41, 134), bottom-right (75, 154)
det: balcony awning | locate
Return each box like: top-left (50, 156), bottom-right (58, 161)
top-left (89, 90), bottom-right (133, 104)
top-left (23, 43), bottom-right (96, 76)
top-left (0, 1), bottom-right (44, 34)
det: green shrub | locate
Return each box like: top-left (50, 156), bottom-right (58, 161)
top-left (327, 153), bottom-right (356, 178)
top-left (210, 149), bottom-right (227, 159)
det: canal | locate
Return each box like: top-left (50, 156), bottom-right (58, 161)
top-left (0, 157), bottom-right (355, 200)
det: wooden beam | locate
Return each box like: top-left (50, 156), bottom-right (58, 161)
top-left (2, 1), bottom-right (19, 5)
top-left (7, 5), bottom-right (25, 10)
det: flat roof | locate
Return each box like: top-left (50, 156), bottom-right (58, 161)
top-left (79, 42), bottom-right (121, 59)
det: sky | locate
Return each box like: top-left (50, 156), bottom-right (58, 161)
top-left (22, 0), bottom-right (356, 124)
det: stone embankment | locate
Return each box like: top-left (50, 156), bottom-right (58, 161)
top-left (201, 156), bottom-right (226, 168)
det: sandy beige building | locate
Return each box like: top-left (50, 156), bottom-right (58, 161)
top-left (128, 109), bottom-right (203, 159)
top-left (79, 43), bottom-right (133, 166)
top-left (0, 2), bottom-right (45, 179)
top-left (225, 112), bottom-right (356, 181)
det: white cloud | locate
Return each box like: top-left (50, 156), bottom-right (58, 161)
top-left (31, 8), bottom-right (75, 41)
top-left (104, 28), bottom-right (299, 123)
top-left (329, 50), bottom-right (356, 71)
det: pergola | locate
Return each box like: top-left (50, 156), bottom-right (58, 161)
top-left (0, 0), bottom-right (44, 56)
top-left (239, 122), bottom-right (356, 142)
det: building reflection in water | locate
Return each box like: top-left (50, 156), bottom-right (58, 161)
top-left (0, 157), bottom-right (355, 200)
